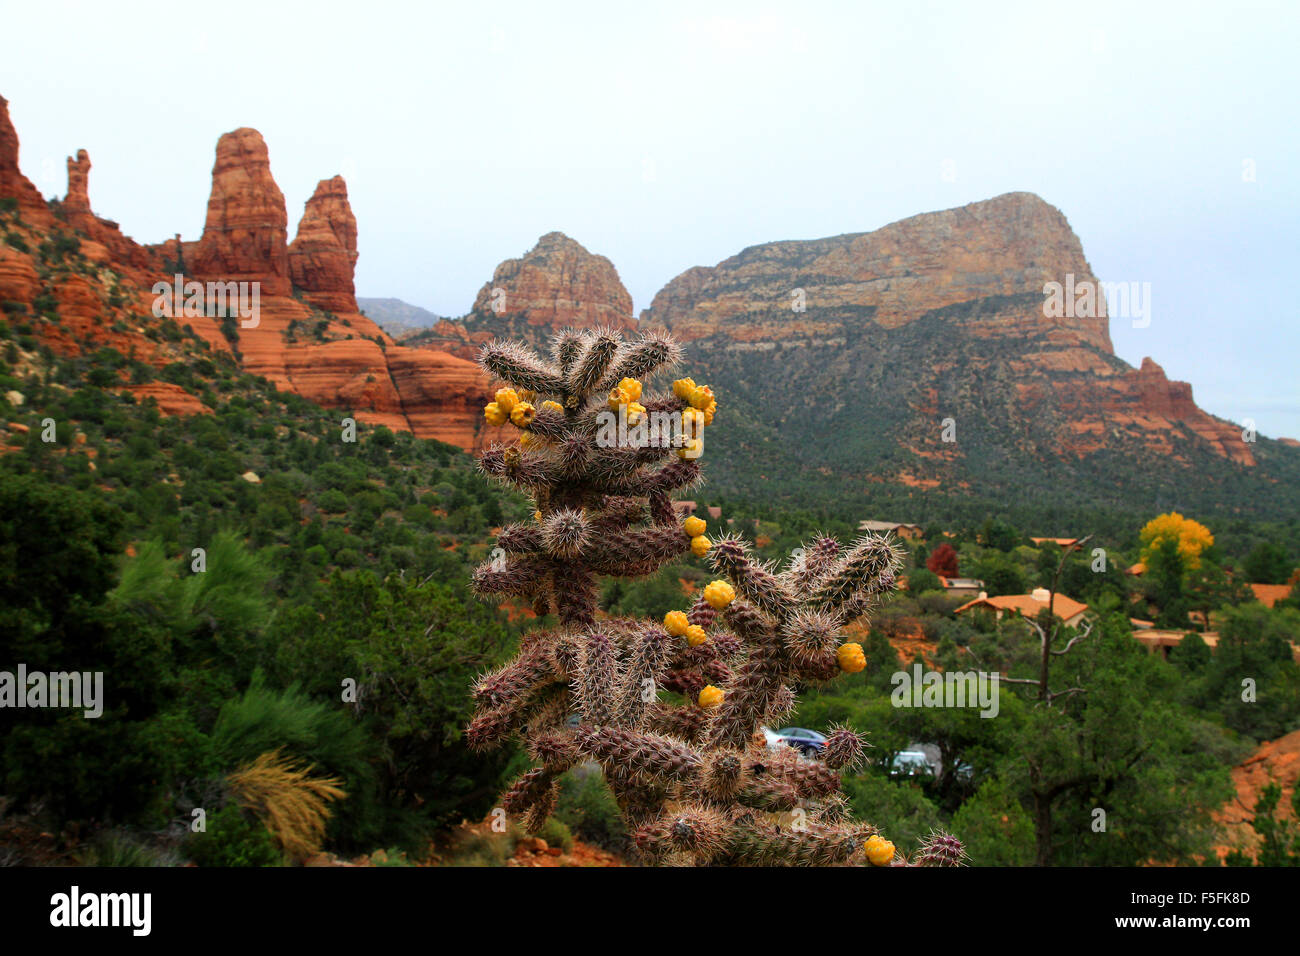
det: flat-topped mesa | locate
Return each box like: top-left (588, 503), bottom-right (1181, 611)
top-left (0, 95), bottom-right (54, 227)
top-left (643, 191), bottom-right (1112, 355)
top-left (289, 175), bottom-right (359, 313)
top-left (191, 127), bottom-right (291, 296)
top-left (464, 231), bottom-right (634, 342)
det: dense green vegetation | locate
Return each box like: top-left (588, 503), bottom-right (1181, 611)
top-left (674, 311), bottom-right (1300, 535)
top-left (0, 310), bottom-right (533, 862)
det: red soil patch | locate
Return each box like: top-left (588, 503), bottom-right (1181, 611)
top-left (1213, 728), bottom-right (1300, 861)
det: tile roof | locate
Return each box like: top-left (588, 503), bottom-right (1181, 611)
top-left (954, 592), bottom-right (1089, 621)
top-left (1250, 583), bottom-right (1293, 608)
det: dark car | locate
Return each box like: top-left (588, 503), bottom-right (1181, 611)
top-left (775, 727), bottom-right (827, 756)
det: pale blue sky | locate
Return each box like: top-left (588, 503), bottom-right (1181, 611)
top-left (4, 0), bottom-right (1297, 436)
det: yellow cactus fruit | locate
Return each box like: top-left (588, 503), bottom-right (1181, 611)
top-left (672, 377), bottom-right (697, 401)
top-left (663, 610), bottom-right (690, 637)
top-left (685, 624), bottom-right (708, 647)
top-left (617, 377), bottom-right (643, 402)
top-left (608, 386), bottom-right (630, 410)
top-left (702, 580), bottom-right (736, 610)
top-left (483, 401), bottom-right (509, 427)
top-left (677, 437), bottom-right (704, 460)
top-left (495, 388), bottom-right (519, 413)
top-left (864, 834), bottom-right (895, 866)
top-left (533, 510), bottom-right (543, 522)
top-left (510, 402), bottom-right (536, 428)
top-left (837, 642), bottom-right (867, 674)
top-left (698, 685), bottom-right (724, 709)
top-left (519, 430), bottom-right (538, 448)
top-left (690, 535), bottom-right (712, 558)
top-left (702, 399), bottom-right (718, 425)
top-left (682, 515), bottom-right (707, 538)
top-left (682, 407), bottom-right (706, 436)
top-left (541, 400), bottom-right (564, 413)
top-left (688, 384), bottom-right (714, 411)
top-left (627, 401), bottom-right (647, 426)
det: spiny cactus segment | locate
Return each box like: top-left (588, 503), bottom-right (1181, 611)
top-left (465, 327), bottom-right (964, 866)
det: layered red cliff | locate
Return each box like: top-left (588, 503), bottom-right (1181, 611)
top-left (0, 99), bottom-right (487, 450)
top-left (462, 231), bottom-right (634, 338)
top-left (405, 231), bottom-right (636, 362)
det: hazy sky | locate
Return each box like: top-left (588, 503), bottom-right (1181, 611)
top-left (4, 1), bottom-right (1297, 436)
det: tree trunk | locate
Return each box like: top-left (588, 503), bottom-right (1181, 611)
top-left (1034, 791), bottom-right (1053, 867)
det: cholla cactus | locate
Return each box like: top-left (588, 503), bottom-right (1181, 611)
top-left (466, 328), bottom-right (963, 867)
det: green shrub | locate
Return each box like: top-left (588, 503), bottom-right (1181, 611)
top-left (949, 775), bottom-right (1035, 866)
top-left (554, 767), bottom-right (629, 853)
top-left (533, 816), bottom-right (574, 852)
top-left (185, 805), bottom-right (282, 867)
top-left (212, 671), bottom-right (380, 849)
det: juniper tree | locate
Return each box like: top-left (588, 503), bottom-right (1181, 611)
top-left (466, 327), bottom-right (964, 867)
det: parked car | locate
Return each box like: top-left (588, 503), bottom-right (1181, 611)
top-left (890, 750), bottom-right (935, 777)
top-left (774, 727), bottom-right (827, 756)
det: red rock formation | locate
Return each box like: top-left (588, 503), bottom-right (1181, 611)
top-left (385, 347), bottom-right (492, 448)
top-left (643, 192), bottom-right (1264, 469)
top-left (58, 148), bottom-right (159, 280)
top-left (120, 383), bottom-right (213, 416)
top-left (645, 192), bottom-right (1111, 353)
top-left (1214, 727), bottom-right (1300, 861)
top-left (403, 318), bottom-right (489, 362)
top-left (1106, 358), bottom-right (1254, 465)
top-left (464, 231), bottom-right (634, 341)
top-left (191, 128), bottom-right (291, 296)
top-left (0, 95), bottom-right (54, 227)
top-left (289, 175), bottom-right (359, 313)
top-left (0, 245), bottom-right (40, 304)
top-left (64, 150), bottom-right (90, 213)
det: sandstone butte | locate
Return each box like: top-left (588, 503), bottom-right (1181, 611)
top-left (0, 96), bottom-right (488, 449)
top-left (639, 190), bottom-right (1264, 467)
top-left (414, 231), bottom-right (636, 362)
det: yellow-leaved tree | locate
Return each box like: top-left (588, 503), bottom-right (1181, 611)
top-left (1139, 512), bottom-right (1214, 570)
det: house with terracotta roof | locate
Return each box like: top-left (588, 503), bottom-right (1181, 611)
top-left (1133, 629), bottom-right (1220, 659)
top-left (937, 576), bottom-right (986, 598)
top-left (859, 520), bottom-right (923, 540)
top-left (1249, 583), bottom-right (1294, 608)
top-left (1030, 537), bottom-right (1081, 550)
top-left (954, 587), bottom-right (1089, 628)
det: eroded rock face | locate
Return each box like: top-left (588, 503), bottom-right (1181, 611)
top-left (645, 192), bottom-right (1111, 352)
top-left (0, 245), bottom-right (40, 304)
top-left (463, 231), bottom-right (634, 341)
top-left (64, 150), bottom-right (91, 212)
top-left (191, 128), bottom-right (292, 296)
top-left (59, 148), bottom-right (159, 279)
top-left (0, 95), bottom-right (54, 227)
top-left (0, 99), bottom-right (491, 450)
top-left (289, 175), bottom-right (359, 313)
top-left (641, 192), bottom-right (1262, 483)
